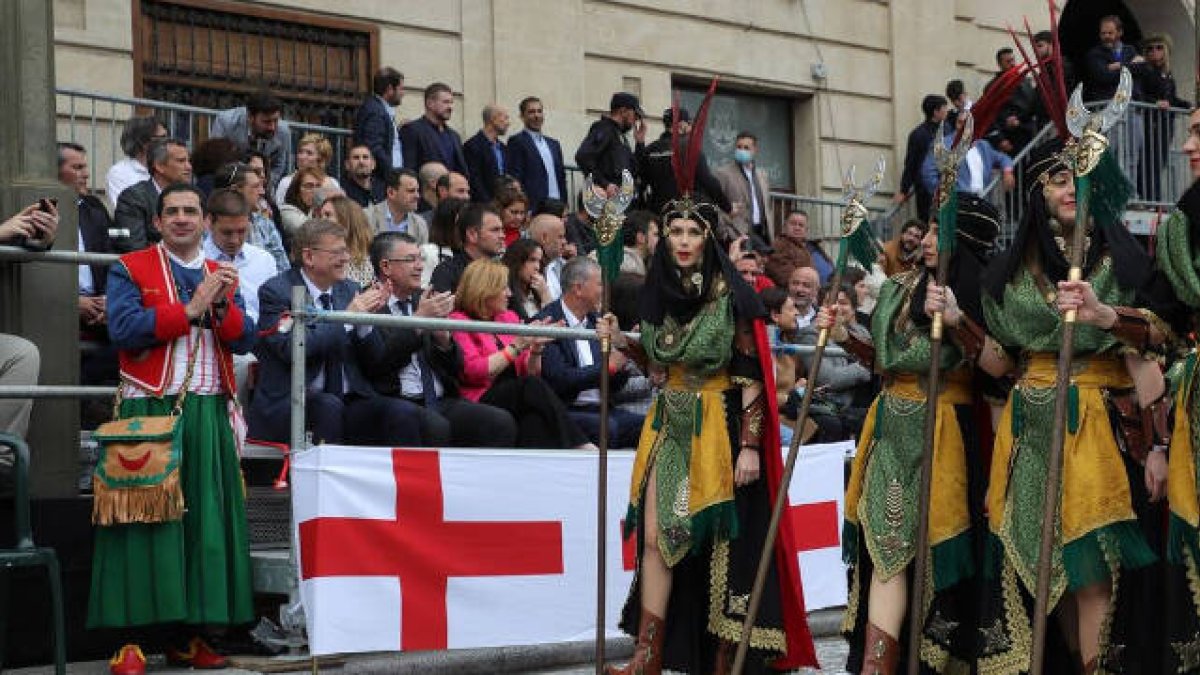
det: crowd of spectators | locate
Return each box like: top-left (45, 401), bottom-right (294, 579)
top-left (24, 12), bottom-right (1191, 454)
top-left (896, 16), bottom-right (1190, 213)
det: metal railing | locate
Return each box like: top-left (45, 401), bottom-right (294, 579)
top-left (769, 193), bottom-right (889, 246)
top-left (56, 87), bottom-right (353, 192)
top-left (979, 100), bottom-right (1194, 248)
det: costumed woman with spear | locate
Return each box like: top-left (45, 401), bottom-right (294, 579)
top-left (1152, 104), bottom-right (1200, 674)
top-left (826, 185), bottom-right (1001, 673)
top-left (971, 23), bottom-right (1181, 668)
top-left (603, 80), bottom-right (817, 675)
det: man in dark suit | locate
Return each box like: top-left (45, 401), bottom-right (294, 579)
top-left (462, 104), bottom-right (510, 203)
top-left (353, 67), bottom-right (405, 178)
top-left (248, 218), bottom-right (422, 446)
top-left (399, 82), bottom-right (469, 177)
top-left (508, 96), bottom-right (567, 210)
top-left (58, 142), bottom-right (118, 415)
top-left (113, 137), bottom-right (192, 252)
top-left (534, 256), bottom-right (643, 448)
top-left (368, 231), bottom-right (518, 447)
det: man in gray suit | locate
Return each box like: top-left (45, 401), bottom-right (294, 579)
top-left (715, 130), bottom-right (773, 246)
top-left (365, 168), bottom-right (429, 245)
top-left (209, 90), bottom-right (292, 191)
top-left (112, 137), bottom-right (192, 252)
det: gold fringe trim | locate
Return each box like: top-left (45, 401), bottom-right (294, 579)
top-left (91, 471), bottom-right (185, 526)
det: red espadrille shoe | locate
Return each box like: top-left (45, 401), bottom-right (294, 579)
top-left (109, 644), bottom-right (146, 675)
top-left (166, 636), bottom-right (228, 669)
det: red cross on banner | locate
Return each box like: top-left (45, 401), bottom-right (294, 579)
top-left (788, 500), bottom-right (840, 552)
top-left (298, 449), bottom-right (565, 650)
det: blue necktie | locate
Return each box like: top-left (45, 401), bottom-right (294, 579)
top-left (319, 293), bottom-right (344, 396)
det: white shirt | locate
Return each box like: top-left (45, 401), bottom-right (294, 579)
top-left (384, 96), bottom-right (404, 169)
top-left (106, 157), bottom-right (150, 210)
top-left (388, 296), bottom-right (444, 401)
top-left (201, 237), bottom-right (276, 322)
top-left (561, 301), bottom-right (600, 406)
top-left (530, 131), bottom-right (560, 200)
top-left (795, 304), bottom-right (816, 331)
top-left (544, 257), bottom-right (565, 301)
top-left (77, 227), bottom-right (94, 295)
top-left (965, 147), bottom-right (985, 195)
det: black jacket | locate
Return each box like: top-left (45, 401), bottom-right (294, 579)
top-left (900, 121), bottom-right (938, 197)
top-left (462, 130), bottom-right (508, 203)
top-left (574, 117), bottom-right (641, 189)
top-left (112, 179), bottom-right (161, 253)
top-left (508, 129), bottom-right (567, 208)
top-left (369, 295), bottom-right (463, 400)
top-left (636, 132), bottom-right (731, 215)
top-left (429, 250), bottom-right (474, 293)
top-left (77, 194), bottom-right (115, 293)
top-left (399, 116), bottom-right (468, 176)
top-left (353, 95), bottom-right (398, 176)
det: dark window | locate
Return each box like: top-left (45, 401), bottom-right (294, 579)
top-left (134, 0), bottom-right (378, 129)
top-left (677, 85), bottom-right (795, 192)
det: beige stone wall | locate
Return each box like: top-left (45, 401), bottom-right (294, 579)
top-left (53, 0), bottom-right (1187, 205)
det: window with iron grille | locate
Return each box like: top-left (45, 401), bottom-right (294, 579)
top-left (134, 0), bottom-right (378, 129)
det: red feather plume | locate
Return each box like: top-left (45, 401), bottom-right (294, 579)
top-left (670, 76), bottom-right (720, 197)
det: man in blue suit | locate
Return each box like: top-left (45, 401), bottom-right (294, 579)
top-left (353, 67), bottom-right (405, 178)
top-left (248, 218), bottom-right (422, 446)
top-left (508, 96), bottom-right (567, 210)
top-left (463, 103), bottom-right (510, 203)
top-left (535, 256), bottom-right (644, 449)
top-left (399, 82), bottom-right (469, 177)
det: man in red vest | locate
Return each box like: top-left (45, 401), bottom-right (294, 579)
top-left (91, 183), bottom-right (256, 675)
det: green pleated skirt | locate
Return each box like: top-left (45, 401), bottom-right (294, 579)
top-left (87, 394), bottom-right (254, 628)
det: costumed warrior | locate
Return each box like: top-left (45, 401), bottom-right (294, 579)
top-left (824, 193), bottom-right (1000, 673)
top-left (605, 86), bottom-right (817, 675)
top-left (970, 16), bottom-right (1183, 671)
top-left (1154, 105), bottom-right (1200, 673)
top-left (91, 184), bottom-right (255, 675)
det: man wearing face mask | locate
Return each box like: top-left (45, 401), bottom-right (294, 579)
top-left (575, 91), bottom-right (646, 198)
top-left (637, 107), bottom-right (730, 216)
top-left (716, 130), bottom-right (773, 246)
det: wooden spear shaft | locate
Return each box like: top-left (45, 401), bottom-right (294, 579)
top-left (905, 225), bottom-right (952, 675)
top-left (1029, 172), bottom-right (1090, 675)
top-left (730, 264), bottom-right (850, 675)
top-left (595, 283), bottom-right (612, 675)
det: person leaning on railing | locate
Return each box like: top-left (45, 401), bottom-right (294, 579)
top-left (0, 202), bottom-right (58, 441)
top-left (448, 258), bottom-right (594, 449)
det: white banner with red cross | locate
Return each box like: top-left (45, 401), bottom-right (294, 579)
top-left (291, 441), bottom-right (851, 656)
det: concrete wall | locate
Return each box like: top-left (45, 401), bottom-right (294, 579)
top-left (52, 0), bottom-right (1189, 205)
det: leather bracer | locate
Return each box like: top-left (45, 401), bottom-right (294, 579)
top-left (1142, 392), bottom-right (1171, 458)
top-left (1107, 307), bottom-right (1152, 353)
top-left (740, 390), bottom-right (766, 452)
top-left (952, 315), bottom-right (988, 363)
top-left (838, 329), bottom-right (875, 366)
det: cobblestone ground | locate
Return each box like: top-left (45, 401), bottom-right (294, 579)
top-left (529, 635), bottom-right (851, 674)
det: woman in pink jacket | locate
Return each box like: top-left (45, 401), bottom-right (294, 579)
top-left (450, 259), bottom-right (593, 449)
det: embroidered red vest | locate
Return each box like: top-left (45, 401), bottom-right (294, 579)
top-left (117, 245), bottom-right (240, 396)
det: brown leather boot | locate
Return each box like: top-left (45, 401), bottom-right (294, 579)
top-left (1082, 656), bottom-right (1099, 675)
top-left (605, 609), bottom-right (666, 675)
top-left (860, 621), bottom-right (900, 675)
top-left (710, 638), bottom-right (735, 675)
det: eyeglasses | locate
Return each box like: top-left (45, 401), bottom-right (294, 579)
top-left (1147, 44), bottom-right (1166, 51)
top-left (385, 255), bottom-right (420, 264)
top-left (308, 246), bottom-right (350, 257)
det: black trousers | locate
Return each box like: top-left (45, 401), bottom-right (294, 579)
top-left (413, 396), bottom-right (518, 448)
top-left (479, 376), bottom-right (588, 448)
